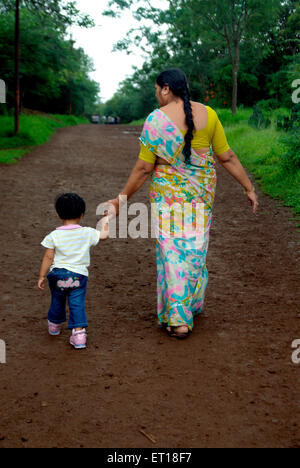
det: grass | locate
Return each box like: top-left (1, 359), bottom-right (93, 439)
top-left (0, 113), bottom-right (88, 164)
top-left (227, 123), bottom-right (300, 225)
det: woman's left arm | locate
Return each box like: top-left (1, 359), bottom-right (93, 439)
top-left (106, 158), bottom-right (155, 217)
top-left (215, 148), bottom-right (259, 214)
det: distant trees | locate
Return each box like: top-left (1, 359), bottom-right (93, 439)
top-left (0, 1), bottom-right (99, 131)
top-left (102, 0), bottom-right (299, 121)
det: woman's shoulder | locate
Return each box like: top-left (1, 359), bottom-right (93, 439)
top-left (192, 101), bottom-right (217, 116)
top-left (191, 102), bottom-right (218, 132)
top-left (144, 108), bottom-right (161, 123)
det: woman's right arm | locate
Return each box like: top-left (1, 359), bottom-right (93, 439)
top-left (211, 112), bottom-right (259, 214)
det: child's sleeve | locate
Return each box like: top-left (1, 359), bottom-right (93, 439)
top-left (41, 233), bottom-right (55, 249)
top-left (90, 228), bottom-right (101, 247)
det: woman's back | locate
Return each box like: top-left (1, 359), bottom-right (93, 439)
top-left (139, 101), bottom-right (230, 164)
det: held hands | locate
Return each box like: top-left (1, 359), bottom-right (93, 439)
top-left (99, 215), bottom-right (110, 240)
top-left (103, 194), bottom-right (127, 220)
top-left (244, 186), bottom-right (259, 215)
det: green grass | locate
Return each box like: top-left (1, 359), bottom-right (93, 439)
top-left (0, 113), bottom-right (88, 164)
top-left (227, 122), bottom-right (300, 226)
top-left (128, 118), bottom-right (145, 126)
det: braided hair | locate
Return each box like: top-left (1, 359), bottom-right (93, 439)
top-left (156, 68), bottom-right (194, 164)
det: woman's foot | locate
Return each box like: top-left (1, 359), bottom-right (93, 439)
top-left (165, 325), bottom-right (190, 339)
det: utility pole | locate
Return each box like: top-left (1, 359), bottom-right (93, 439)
top-left (69, 33), bottom-right (73, 115)
top-left (14, 0), bottom-right (20, 134)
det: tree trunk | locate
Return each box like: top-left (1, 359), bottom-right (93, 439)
top-left (232, 67), bottom-right (238, 115)
top-left (69, 79), bottom-right (72, 115)
top-left (231, 40), bottom-right (240, 115)
top-left (14, 0), bottom-right (20, 134)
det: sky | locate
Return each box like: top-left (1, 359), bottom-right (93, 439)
top-left (69, 0), bottom-right (146, 102)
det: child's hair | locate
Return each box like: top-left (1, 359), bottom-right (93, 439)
top-left (55, 193), bottom-right (86, 220)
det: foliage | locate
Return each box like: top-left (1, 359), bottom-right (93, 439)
top-left (248, 106), bottom-right (271, 129)
top-left (101, 0), bottom-right (299, 122)
top-left (0, 5), bottom-right (99, 116)
top-left (278, 129), bottom-right (300, 173)
top-left (226, 122), bottom-right (300, 219)
top-left (0, 112), bottom-right (88, 163)
top-left (276, 103), bottom-right (300, 131)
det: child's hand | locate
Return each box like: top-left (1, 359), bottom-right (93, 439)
top-left (38, 277), bottom-right (46, 291)
top-left (99, 216), bottom-right (110, 240)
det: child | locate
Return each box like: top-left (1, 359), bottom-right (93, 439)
top-left (38, 193), bottom-right (109, 349)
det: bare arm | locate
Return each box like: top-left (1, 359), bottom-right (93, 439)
top-left (38, 248), bottom-right (55, 290)
top-left (215, 149), bottom-right (259, 214)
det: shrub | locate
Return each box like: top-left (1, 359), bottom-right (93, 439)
top-left (279, 129), bottom-right (300, 173)
top-left (255, 99), bottom-right (281, 111)
top-left (276, 104), bottom-right (300, 132)
top-left (248, 106), bottom-right (271, 129)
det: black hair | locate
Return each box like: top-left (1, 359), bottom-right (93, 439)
top-left (156, 68), bottom-right (194, 164)
top-left (55, 193), bottom-right (86, 220)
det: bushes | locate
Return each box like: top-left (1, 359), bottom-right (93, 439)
top-left (278, 130), bottom-right (300, 173)
top-left (248, 106), bottom-right (271, 129)
top-left (275, 104), bottom-right (300, 174)
top-left (276, 104), bottom-right (300, 132)
top-left (255, 99), bottom-right (281, 111)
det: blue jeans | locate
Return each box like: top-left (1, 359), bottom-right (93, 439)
top-left (47, 268), bottom-right (88, 329)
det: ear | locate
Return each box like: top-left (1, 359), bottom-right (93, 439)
top-left (162, 85), bottom-right (170, 96)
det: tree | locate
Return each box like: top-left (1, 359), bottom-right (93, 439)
top-left (0, 8), bottom-right (99, 116)
top-left (104, 0), bottom-right (282, 114)
top-left (0, 0), bottom-right (94, 133)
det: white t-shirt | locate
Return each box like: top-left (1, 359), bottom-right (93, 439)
top-left (41, 225), bottom-right (100, 276)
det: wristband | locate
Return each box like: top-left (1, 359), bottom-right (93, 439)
top-left (244, 185), bottom-right (255, 195)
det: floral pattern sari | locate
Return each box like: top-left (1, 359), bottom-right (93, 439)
top-left (140, 109), bottom-right (217, 331)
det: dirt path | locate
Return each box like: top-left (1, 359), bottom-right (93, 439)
top-left (0, 124), bottom-right (299, 448)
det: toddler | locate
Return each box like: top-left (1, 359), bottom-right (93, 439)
top-left (38, 193), bottom-right (109, 349)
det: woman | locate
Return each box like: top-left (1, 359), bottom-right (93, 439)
top-left (105, 68), bottom-right (259, 339)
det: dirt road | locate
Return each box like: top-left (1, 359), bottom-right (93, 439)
top-left (0, 123), bottom-right (299, 448)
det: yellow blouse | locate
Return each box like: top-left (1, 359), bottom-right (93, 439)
top-left (139, 106), bottom-right (230, 164)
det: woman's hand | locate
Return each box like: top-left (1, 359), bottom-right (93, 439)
top-left (104, 198), bottom-right (120, 219)
top-left (244, 188), bottom-right (259, 214)
top-left (104, 195), bottom-right (127, 219)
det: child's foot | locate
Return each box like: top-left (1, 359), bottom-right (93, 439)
top-left (48, 320), bottom-right (62, 336)
top-left (70, 328), bottom-right (87, 349)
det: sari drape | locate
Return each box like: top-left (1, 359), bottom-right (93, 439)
top-left (140, 109), bottom-right (217, 331)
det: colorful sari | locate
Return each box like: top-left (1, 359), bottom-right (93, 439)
top-left (140, 109), bottom-right (217, 331)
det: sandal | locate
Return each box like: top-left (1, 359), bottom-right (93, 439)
top-left (164, 325), bottom-right (190, 340)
